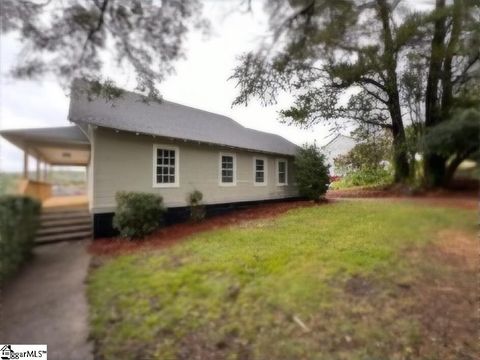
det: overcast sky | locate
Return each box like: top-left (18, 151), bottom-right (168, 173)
top-left (0, 0), bottom-right (434, 173)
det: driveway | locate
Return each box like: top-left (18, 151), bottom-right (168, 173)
top-left (1, 240), bottom-right (93, 360)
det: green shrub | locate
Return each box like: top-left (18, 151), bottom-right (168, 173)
top-left (294, 143), bottom-right (330, 200)
top-left (330, 168), bottom-right (393, 189)
top-left (187, 190), bottom-right (205, 222)
top-left (113, 192), bottom-right (166, 239)
top-left (0, 195), bottom-right (41, 282)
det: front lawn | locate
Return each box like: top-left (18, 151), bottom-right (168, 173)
top-left (88, 201), bottom-right (477, 360)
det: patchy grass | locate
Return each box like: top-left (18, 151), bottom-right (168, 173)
top-left (88, 201), bottom-right (477, 360)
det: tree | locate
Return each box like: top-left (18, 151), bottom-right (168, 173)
top-left (231, 0), bottom-right (479, 186)
top-left (231, 0), bottom-right (419, 182)
top-left (424, 108), bottom-right (480, 185)
top-left (294, 144), bottom-right (330, 200)
top-left (0, 0), bottom-right (207, 97)
top-left (423, 0), bottom-right (480, 186)
top-left (334, 133), bottom-right (392, 173)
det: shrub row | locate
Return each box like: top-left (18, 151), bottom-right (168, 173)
top-left (330, 168), bottom-right (393, 189)
top-left (113, 190), bottom-right (206, 240)
top-left (0, 195), bottom-right (41, 282)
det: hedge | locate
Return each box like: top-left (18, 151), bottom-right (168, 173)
top-left (0, 195), bottom-right (41, 282)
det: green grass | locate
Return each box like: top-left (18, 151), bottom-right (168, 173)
top-left (88, 201), bottom-right (475, 359)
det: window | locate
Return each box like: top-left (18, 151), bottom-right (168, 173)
top-left (153, 145), bottom-right (179, 187)
top-left (276, 159), bottom-right (288, 186)
top-left (219, 152), bottom-right (236, 186)
top-left (254, 157), bottom-right (267, 185)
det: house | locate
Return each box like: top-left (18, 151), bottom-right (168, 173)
top-left (0, 81), bottom-right (300, 237)
top-left (322, 134), bottom-right (357, 176)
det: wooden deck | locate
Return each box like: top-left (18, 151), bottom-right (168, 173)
top-left (42, 195), bottom-right (89, 210)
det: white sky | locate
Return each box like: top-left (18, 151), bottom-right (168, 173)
top-left (0, 0), bottom-right (434, 173)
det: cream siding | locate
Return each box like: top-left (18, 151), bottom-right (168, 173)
top-left (90, 127), bottom-right (298, 213)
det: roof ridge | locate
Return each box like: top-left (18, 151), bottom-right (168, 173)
top-left (160, 99), bottom-right (244, 128)
top-left (322, 133), bottom-right (354, 148)
top-left (72, 78), bottom-right (244, 128)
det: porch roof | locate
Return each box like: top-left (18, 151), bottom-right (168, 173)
top-left (0, 125), bottom-right (90, 166)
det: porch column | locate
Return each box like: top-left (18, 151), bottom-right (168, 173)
top-left (43, 162), bottom-right (48, 182)
top-left (23, 150), bottom-right (29, 179)
top-left (36, 157), bottom-right (41, 181)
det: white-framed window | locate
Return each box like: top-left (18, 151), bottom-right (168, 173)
top-left (153, 144), bottom-right (179, 188)
top-left (253, 157), bottom-right (267, 186)
top-left (276, 159), bottom-right (288, 186)
top-left (219, 152), bottom-right (236, 186)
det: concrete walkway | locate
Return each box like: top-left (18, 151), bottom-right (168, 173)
top-left (1, 240), bottom-right (93, 360)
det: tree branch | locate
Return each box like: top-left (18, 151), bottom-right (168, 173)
top-left (359, 76), bottom-right (388, 92)
top-left (361, 85), bottom-right (389, 105)
top-left (348, 115), bottom-right (393, 130)
top-left (78, 0), bottom-right (109, 66)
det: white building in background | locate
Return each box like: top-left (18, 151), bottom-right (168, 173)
top-left (322, 134), bottom-right (357, 176)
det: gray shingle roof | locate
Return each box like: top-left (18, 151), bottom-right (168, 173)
top-left (68, 81), bottom-right (299, 156)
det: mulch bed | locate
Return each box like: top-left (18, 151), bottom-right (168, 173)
top-left (88, 200), bottom-right (317, 256)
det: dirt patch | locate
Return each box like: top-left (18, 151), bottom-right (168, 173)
top-left (88, 201), bottom-right (316, 256)
top-left (432, 229), bottom-right (478, 270)
top-left (344, 275), bottom-right (377, 297)
top-left (177, 326), bottom-right (252, 360)
top-left (334, 229), bottom-right (479, 359)
top-left (405, 229), bottom-right (478, 359)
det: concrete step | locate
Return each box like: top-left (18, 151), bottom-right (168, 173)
top-left (41, 211), bottom-right (90, 221)
top-left (41, 217), bottom-right (91, 228)
top-left (37, 223), bottom-right (92, 236)
top-left (37, 207), bottom-right (92, 244)
top-left (36, 230), bottom-right (92, 245)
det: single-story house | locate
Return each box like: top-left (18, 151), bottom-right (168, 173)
top-left (1, 81), bottom-right (300, 237)
top-left (322, 134), bottom-right (357, 176)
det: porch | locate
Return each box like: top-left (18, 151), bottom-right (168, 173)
top-left (1, 126), bottom-right (92, 243)
top-left (0, 126), bottom-right (91, 207)
top-left (43, 195), bottom-right (89, 209)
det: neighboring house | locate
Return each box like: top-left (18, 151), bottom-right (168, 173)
top-left (322, 134), bottom-right (357, 176)
top-left (1, 81), bottom-right (300, 237)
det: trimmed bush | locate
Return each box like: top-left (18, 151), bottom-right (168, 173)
top-left (294, 144), bottom-right (330, 200)
top-left (187, 190), bottom-right (205, 222)
top-left (0, 195), bottom-right (41, 282)
top-left (113, 192), bottom-right (166, 239)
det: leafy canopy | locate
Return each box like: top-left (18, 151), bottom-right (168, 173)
top-left (0, 0), bottom-right (207, 97)
top-left (334, 133), bottom-right (392, 173)
top-left (424, 108), bottom-right (480, 161)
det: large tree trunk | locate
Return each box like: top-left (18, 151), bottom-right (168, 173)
top-left (390, 101), bottom-right (410, 182)
top-left (443, 151), bottom-right (469, 186)
top-left (377, 0), bottom-right (410, 182)
top-left (441, 0), bottom-right (463, 113)
top-left (424, 0), bottom-right (448, 187)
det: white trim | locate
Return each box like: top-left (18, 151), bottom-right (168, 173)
top-left (87, 125), bottom-right (95, 212)
top-left (219, 152), bottom-right (237, 186)
top-left (152, 144), bottom-right (180, 188)
top-left (253, 156), bottom-right (267, 186)
top-left (276, 158), bottom-right (288, 186)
